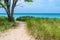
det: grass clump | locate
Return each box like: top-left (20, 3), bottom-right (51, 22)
top-left (26, 18), bottom-right (60, 40)
top-left (0, 16), bottom-right (15, 32)
top-left (16, 16), bottom-right (34, 21)
top-left (16, 16), bottom-right (60, 40)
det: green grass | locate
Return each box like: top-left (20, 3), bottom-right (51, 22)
top-left (17, 16), bottom-right (60, 40)
top-left (16, 16), bottom-right (34, 21)
top-left (0, 16), bottom-right (15, 32)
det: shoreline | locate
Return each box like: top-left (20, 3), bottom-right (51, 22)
top-left (0, 16), bottom-right (60, 18)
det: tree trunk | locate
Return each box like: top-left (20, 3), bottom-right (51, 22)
top-left (11, 6), bottom-right (14, 18)
top-left (7, 12), bottom-right (14, 22)
top-left (8, 14), bottom-right (14, 22)
top-left (5, 8), bottom-right (14, 22)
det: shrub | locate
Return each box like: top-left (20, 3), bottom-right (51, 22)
top-left (26, 17), bottom-right (60, 40)
top-left (0, 16), bottom-right (15, 32)
top-left (0, 16), bottom-right (8, 21)
top-left (16, 16), bottom-right (34, 21)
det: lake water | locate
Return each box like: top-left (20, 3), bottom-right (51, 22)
top-left (0, 13), bottom-right (60, 18)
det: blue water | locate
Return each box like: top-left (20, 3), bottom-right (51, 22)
top-left (0, 13), bottom-right (60, 18)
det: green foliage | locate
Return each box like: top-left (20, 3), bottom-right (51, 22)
top-left (0, 16), bottom-right (15, 32)
top-left (26, 17), bottom-right (60, 40)
top-left (17, 16), bottom-right (60, 40)
top-left (0, 0), bottom-right (1, 1)
top-left (16, 16), bottom-right (34, 21)
top-left (25, 0), bottom-right (33, 2)
top-left (0, 16), bottom-right (8, 21)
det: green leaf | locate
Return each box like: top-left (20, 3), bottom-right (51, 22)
top-left (25, 0), bottom-right (33, 2)
top-left (0, 0), bottom-right (1, 1)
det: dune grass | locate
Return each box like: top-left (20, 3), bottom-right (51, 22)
top-left (16, 16), bottom-right (34, 21)
top-left (17, 16), bottom-right (60, 40)
top-left (0, 16), bottom-right (15, 32)
top-left (26, 18), bottom-right (60, 40)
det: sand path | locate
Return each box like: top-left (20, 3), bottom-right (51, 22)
top-left (0, 21), bottom-right (35, 40)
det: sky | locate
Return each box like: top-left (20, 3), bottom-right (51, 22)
top-left (0, 0), bottom-right (60, 13)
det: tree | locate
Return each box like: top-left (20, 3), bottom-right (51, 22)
top-left (0, 0), bottom-right (32, 21)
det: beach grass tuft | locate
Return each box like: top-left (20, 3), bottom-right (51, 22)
top-left (17, 16), bottom-right (60, 40)
top-left (0, 16), bottom-right (15, 32)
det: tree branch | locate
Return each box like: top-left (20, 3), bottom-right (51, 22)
top-left (11, 0), bottom-right (18, 17)
top-left (0, 2), bottom-right (5, 8)
top-left (0, 2), bottom-right (11, 17)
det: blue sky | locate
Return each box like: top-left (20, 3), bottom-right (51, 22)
top-left (0, 0), bottom-right (60, 13)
